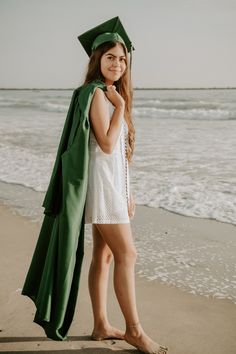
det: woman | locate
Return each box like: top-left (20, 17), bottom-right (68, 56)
top-left (22, 17), bottom-right (168, 354)
top-left (80, 19), bottom-right (168, 354)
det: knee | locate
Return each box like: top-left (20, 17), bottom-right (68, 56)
top-left (103, 251), bottom-right (114, 265)
top-left (92, 249), bottom-right (113, 267)
top-left (114, 247), bottom-right (137, 265)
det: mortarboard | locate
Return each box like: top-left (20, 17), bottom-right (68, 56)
top-left (78, 16), bottom-right (134, 59)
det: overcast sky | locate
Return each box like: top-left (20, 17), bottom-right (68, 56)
top-left (0, 0), bottom-right (235, 88)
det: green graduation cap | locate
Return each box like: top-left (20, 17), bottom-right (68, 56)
top-left (78, 16), bottom-right (134, 57)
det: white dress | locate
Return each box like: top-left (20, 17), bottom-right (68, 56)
top-left (84, 97), bottom-right (130, 224)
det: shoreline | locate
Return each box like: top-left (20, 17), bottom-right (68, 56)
top-left (1, 87), bottom-right (236, 91)
top-left (0, 178), bottom-right (235, 228)
top-left (1, 203), bottom-right (236, 353)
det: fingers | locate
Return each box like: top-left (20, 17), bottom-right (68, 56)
top-left (129, 210), bottom-right (135, 219)
top-left (105, 85), bottom-right (124, 107)
top-left (106, 85), bottom-right (116, 92)
top-left (105, 85), bottom-right (116, 98)
top-left (128, 198), bottom-right (136, 219)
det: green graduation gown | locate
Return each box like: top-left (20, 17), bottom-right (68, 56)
top-left (21, 80), bottom-right (106, 341)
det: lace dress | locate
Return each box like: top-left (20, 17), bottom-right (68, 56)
top-left (84, 98), bottom-right (130, 224)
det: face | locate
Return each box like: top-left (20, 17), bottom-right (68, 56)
top-left (100, 43), bottom-right (127, 85)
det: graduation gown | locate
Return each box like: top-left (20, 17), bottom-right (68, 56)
top-left (21, 80), bottom-right (106, 341)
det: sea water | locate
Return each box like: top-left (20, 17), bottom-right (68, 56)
top-left (1, 88), bottom-right (235, 225)
top-left (0, 88), bottom-right (236, 302)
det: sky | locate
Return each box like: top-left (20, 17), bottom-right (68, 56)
top-left (0, 0), bottom-right (235, 88)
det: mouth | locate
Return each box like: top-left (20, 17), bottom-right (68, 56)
top-left (109, 70), bottom-right (121, 74)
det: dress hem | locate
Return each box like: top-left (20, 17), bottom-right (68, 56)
top-left (85, 219), bottom-right (130, 225)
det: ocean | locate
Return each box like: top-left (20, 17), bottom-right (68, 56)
top-left (0, 88), bottom-right (236, 303)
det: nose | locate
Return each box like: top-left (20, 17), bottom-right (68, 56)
top-left (111, 58), bottom-right (120, 67)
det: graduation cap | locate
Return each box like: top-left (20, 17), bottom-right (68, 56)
top-left (78, 16), bottom-right (134, 62)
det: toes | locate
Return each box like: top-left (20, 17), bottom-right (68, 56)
top-left (158, 346), bottom-right (168, 354)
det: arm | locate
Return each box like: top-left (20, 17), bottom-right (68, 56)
top-left (89, 86), bottom-right (125, 154)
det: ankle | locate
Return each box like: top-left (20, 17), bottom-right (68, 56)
top-left (93, 319), bottom-right (110, 330)
top-left (125, 321), bottom-right (142, 337)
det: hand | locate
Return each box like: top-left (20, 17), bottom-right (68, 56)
top-left (105, 85), bottom-right (125, 108)
top-left (128, 192), bottom-right (136, 220)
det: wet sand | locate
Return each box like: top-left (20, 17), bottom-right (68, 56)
top-left (0, 203), bottom-right (236, 354)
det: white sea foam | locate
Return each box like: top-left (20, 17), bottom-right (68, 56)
top-left (132, 106), bottom-right (232, 120)
top-left (131, 219), bottom-right (236, 304)
top-left (0, 143), bottom-right (53, 192)
top-left (44, 102), bottom-right (68, 112)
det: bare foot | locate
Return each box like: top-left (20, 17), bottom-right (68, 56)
top-left (91, 324), bottom-right (125, 341)
top-left (124, 324), bottom-right (168, 354)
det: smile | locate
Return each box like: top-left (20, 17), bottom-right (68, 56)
top-left (109, 69), bottom-right (121, 73)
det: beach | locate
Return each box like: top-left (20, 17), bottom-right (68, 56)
top-left (1, 88), bottom-right (236, 353)
top-left (1, 203), bottom-right (236, 354)
top-left (1, 0), bottom-right (236, 352)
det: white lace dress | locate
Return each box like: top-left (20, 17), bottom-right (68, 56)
top-left (84, 98), bottom-right (130, 224)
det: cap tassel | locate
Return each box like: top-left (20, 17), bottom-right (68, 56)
top-left (129, 44), bottom-right (134, 84)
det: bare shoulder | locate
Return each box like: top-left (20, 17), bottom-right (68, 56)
top-left (90, 87), bottom-right (109, 113)
top-left (93, 87), bottom-right (107, 103)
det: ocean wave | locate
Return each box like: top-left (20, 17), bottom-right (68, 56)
top-left (0, 99), bottom-right (69, 113)
top-left (0, 143), bottom-right (53, 193)
top-left (1, 92), bottom-right (236, 120)
top-left (1, 175), bottom-right (235, 226)
top-left (134, 98), bottom-right (222, 110)
top-left (130, 168), bottom-right (236, 225)
top-left (44, 102), bottom-right (69, 112)
top-left (133, 106), bottom-right (234, 120)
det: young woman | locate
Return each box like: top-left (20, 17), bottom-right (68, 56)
top-left (21, 17), bottom-right (168, 354)
top-left (81, 27), bottom-right (168, 354)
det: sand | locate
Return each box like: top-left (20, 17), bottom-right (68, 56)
top-left (0, 203), bottom-right (236, 354)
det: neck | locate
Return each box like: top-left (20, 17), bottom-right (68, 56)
top-left (105, 79), bottom-right (114, 86)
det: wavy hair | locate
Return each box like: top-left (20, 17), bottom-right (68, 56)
top-left (84, 41), bottom-right (135, 162)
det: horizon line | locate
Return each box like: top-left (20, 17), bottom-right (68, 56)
top-left (0, 87), bottom-right (236, 91)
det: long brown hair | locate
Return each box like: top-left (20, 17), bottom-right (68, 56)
top-left (84, 41), bottom-right (135, 162)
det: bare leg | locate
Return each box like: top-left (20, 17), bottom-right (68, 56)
top-left (95, 223), bottom-right (168, 354)
top-left (88, 224), bottom-right (124, 340)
